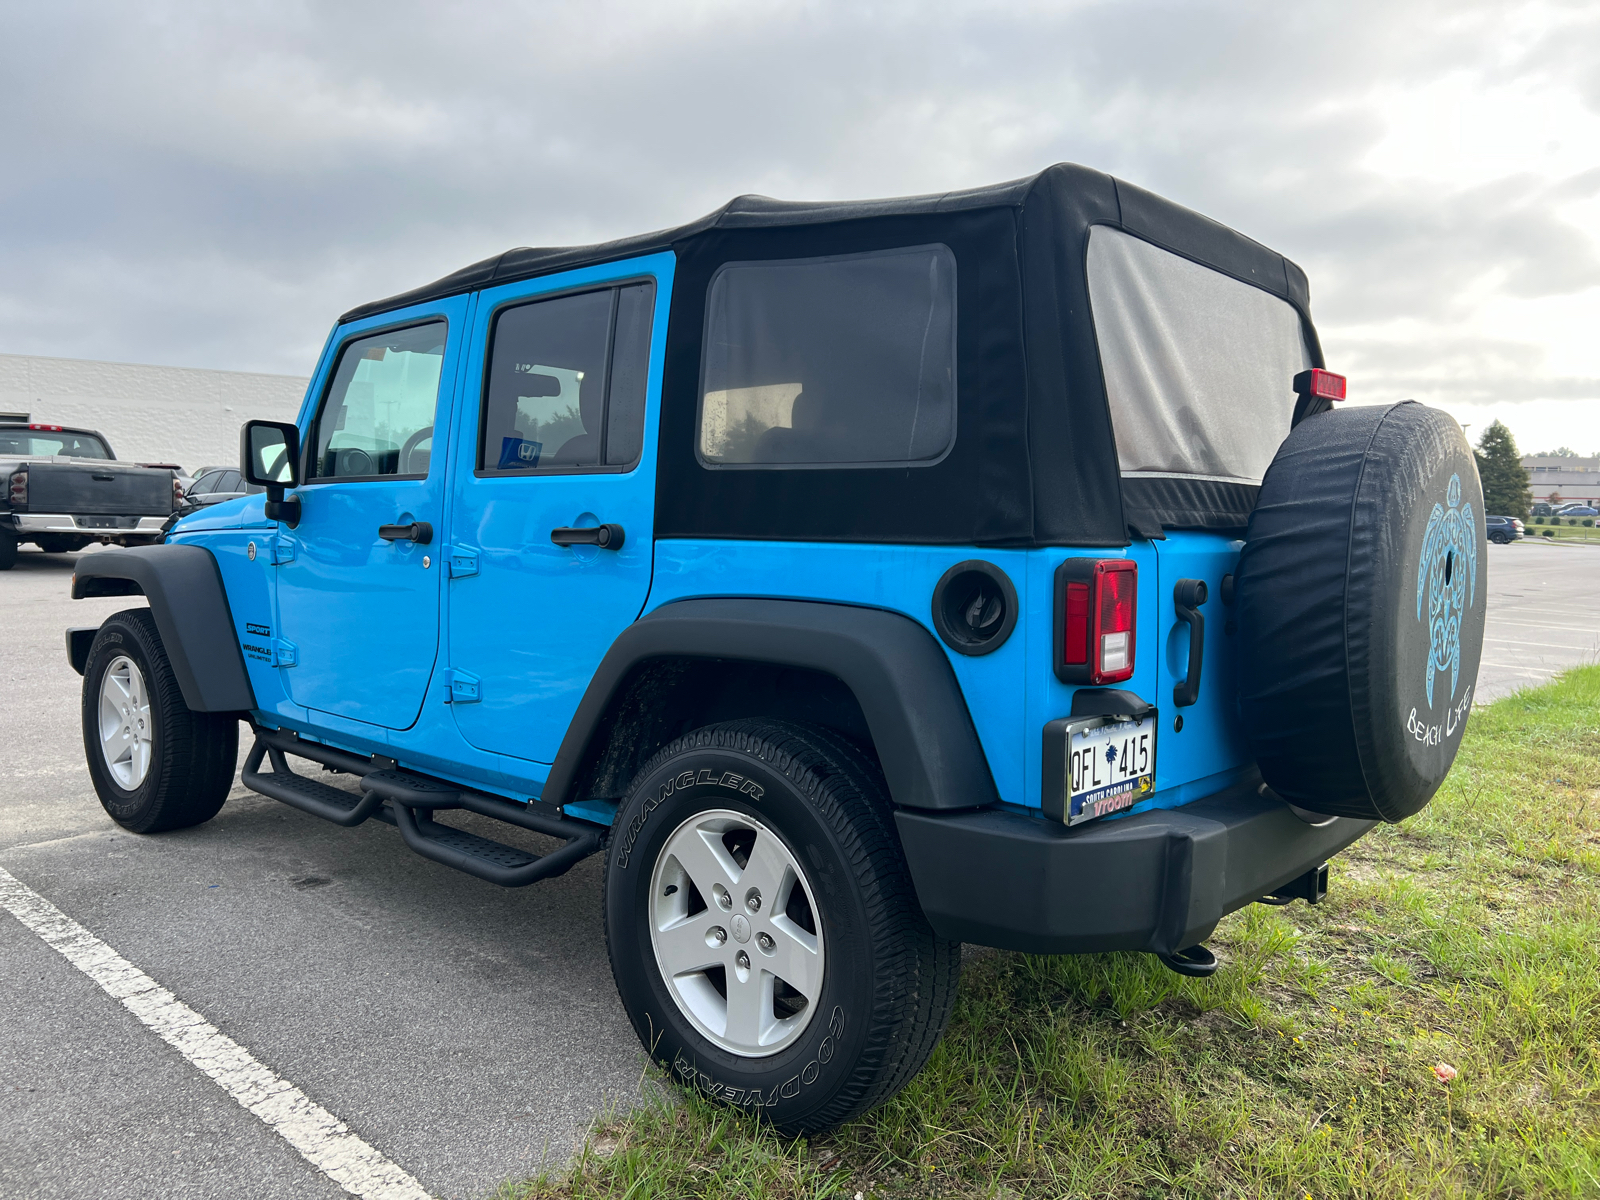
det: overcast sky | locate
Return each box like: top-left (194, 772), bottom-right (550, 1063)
top-left (3, 0), bottom-right (1597, 454)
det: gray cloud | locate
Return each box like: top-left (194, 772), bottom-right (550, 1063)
top-left (1, 0), bottom-right (1597, 430)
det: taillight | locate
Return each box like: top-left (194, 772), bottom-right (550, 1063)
top-left (1054, 558), bottom-right (1137, 684)
top-left (172, 475), bottom-right (185, 508)
top-left (1293, 368), bottom-right (1347, 402)
top-left (8, 468), bottom-right (26, 508)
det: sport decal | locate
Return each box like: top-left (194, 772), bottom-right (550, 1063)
top-left (1416, 473), bottom-right (1477, 708)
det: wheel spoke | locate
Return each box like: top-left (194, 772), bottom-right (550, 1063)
top-left (739, 830), bottom-right (793, 904)
top-left (723, 968), bottom-right (773, 1048)
top-left (667, 826), bottom-right (740, 899)
top-left (766, 914), bottom-right (823, 1000)
top-left (654, 916), bottom-right (725, 979)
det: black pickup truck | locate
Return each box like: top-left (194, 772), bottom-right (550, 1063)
top-left (0, 421), bottom-right (181, 569)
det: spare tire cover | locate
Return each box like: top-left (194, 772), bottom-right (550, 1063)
top-left (1236, 401), bottom-right (1486, 821)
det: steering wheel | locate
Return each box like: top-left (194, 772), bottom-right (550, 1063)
top-left (399, 426), bottom-right (434, 475)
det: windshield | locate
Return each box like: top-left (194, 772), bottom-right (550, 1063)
top-left (0, 428), bottom-right (112, 458)
top-left (1087, 227), bottom-right (1310, 485)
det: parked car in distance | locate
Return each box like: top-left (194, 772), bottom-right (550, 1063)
top-left (1531, 503), bottom-right (1553, 516)
top-left (1486, 515), bottom-right (1524, 543)
top-left (1555, 505), bottom-right (1597, 517)
top-left (185, 467), bottom-right (262, 506)
top-left (0, 419), bottom-right (182, 568)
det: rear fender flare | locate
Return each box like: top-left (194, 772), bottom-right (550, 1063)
top-left (543, 597), bottom-right (999, 812)
top-left (71, 545), bottom-right (256, 713)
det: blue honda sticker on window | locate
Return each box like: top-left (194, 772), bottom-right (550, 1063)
top-left (498, 437), bottom-right (543, 469)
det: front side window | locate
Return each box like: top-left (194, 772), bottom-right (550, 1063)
top-left (478, 282), bottom-right (655, 473)
top-left (311, 321), bottom-right (447, 480)
top-left (1087, 226), bottom-right (1311, 485)
top-left (698, 245), bottom-right (957, 468)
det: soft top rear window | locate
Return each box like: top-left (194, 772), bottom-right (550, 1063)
top-left (698, 244), bottom-right (956, 469)
top-left (1087, 226), bottom-right (1310, 486)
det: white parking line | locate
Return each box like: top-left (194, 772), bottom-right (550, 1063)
top-left (0, 866), bottom-right (431, 1200)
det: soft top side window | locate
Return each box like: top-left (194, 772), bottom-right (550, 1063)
top-left (697, 244), bottom-right (957, 469)
top-left (478, 282), bottom-right (655, 474)
top-left (309, 321), bottom-right (448, 481)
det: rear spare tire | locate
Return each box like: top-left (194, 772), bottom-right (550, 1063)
top-left (1236, 401), bottom-right (1486, 822)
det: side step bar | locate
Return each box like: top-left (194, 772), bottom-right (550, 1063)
top-left (242, 726), bottom-right (604, 888)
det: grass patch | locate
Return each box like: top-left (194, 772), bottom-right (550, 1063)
top-left (1529, 524), bottom-right (1600, 544)
top-left (507, 668), bottom-right (1600, 1199)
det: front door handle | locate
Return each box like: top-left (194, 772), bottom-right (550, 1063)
top-left (551, 523), bottom-right (624, 550)
top-left (1172, 578), bottom-right (1207, 707)
top-left (378, 521), bottom-right (433, 544)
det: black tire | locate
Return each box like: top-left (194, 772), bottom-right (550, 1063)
top-left (0, 532), bottom-right (16, 570)
top-left (604, 720), bottom-right (960, 1135)
top-left (82, 609), bottom-right (238, 833)
top-left (1237, 402), bottom-right (1487, 822)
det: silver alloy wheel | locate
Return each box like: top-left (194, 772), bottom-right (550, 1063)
top-left (648, 808), bottom-right (825, 1057)
top-left (98, 655), bottom-right (153, 790)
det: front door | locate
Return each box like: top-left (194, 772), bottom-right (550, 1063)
top-left (275, 299), bottom-right (469, 729)
top-left (446, 254), bottom-right (671, 763)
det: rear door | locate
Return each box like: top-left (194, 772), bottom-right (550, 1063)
top-left (1086, 225), bottom-right (1312, 797)
top-left (445, 253), bottom-right (672, 763)
top-left (274, 300), bottom-right (469, 730)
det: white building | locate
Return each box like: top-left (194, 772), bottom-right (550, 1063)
top-left (0, 352), bottom-right (308, 473)
top-left (1522, 455), bottom-right (1600, 508)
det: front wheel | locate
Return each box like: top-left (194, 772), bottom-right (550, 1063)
top-left (604, 720), bottom-right (959, 1135)
top-left (82, 609), bottom-right (238, 833)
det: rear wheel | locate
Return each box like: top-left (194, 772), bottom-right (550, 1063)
top-left (82, 609), bottom-right (238, 833)
top-left (0, 532), bottom-right (16, 570)
top-left (604, 720), bottom-right (959, 1134)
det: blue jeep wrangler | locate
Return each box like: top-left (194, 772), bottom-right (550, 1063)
top-left (68, 164), bottom-right (1487, 1134)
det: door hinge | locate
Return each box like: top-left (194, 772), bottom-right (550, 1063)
top-left (272, 639), bottom-right (298, 668)
top-left (447, 546), bottom-right (479, 578)
top-left (270, 534), bottom-right (297, 565)
top-left (444, 668), bottom-right (481, 703)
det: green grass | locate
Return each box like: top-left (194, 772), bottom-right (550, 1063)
top-left (504, 668), bottom-right (1600, 1200)
top-left (1528, 522), bottom-right (1600, 544)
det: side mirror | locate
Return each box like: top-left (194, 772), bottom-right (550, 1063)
top-left (240, 420), bottom-right (302, 526)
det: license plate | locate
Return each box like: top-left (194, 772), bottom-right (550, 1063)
top-left (1066, 714), bottom-right (1156, 825)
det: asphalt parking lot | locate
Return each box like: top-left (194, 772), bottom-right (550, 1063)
top-left (2, 538), bottom-right (1594, 1198)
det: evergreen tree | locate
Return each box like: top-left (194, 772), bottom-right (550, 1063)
top-left (1473, 419), bottom-right (1532, 519)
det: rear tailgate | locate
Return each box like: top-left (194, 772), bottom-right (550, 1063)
top-left (23, 462), bottom-right (173, 516)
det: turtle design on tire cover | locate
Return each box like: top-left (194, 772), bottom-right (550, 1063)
top-left (1236, 401), bottom-right (1488, 823)
top-left (1417, 473), bottom-right (1477, 709)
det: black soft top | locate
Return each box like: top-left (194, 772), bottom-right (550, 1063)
top-left (344, 164), bottom-right (1322, 546)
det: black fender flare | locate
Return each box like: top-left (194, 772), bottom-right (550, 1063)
top-left (543, 597), bottom-right (999, 812)
top-left (71, 545), bottom-right (256, 713)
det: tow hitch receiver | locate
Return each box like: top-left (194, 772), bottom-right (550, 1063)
top-left (1262, 861), bottom-right (1330, 906)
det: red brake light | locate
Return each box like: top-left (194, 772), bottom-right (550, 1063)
top-left (8, 468), bottom-right (27, 507)
top-left (1292, 368), bottom-right (1346, 402)
top-left (28, 423), bottom-right (65, 431)
top-left (1054, 557), bottom-right (1137, 684)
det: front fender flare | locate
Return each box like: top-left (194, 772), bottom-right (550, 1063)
top-left (543, 597), bottom-right (998, 812)
top-left (72, 545), bottom-right (256, 713)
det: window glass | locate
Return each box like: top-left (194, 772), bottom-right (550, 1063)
top-left (0, 430), bottom-right (111, 458)
top-left (698, 245), bottom-right (956, 468)
top-left (186, 472), bottom-right (218, 495)
top-left (1087, 227), bottom-right (1311, 485)
top-left (311, 321), bottom-right (447, 479)
top-left (479, 282), bottom-right (656, 473)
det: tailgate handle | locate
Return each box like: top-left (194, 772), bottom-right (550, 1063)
top-left (1172, 579), bottom-right (1207, 708)
top-left (92, 473), bottom-right (115, 481)
top-left (378, 521), bottom-right (433, 544)
top-left (551, 523), bottom-right (624, 550)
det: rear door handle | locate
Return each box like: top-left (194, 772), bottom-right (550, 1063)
top-left (551, 523), bottom-right (624, 550)
top-left (1172, 578), bottom-right (1207, 707)
top-left (378, 521), bottom-right (433, 544)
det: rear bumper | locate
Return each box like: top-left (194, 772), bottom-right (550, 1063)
top-left (895, 772), bottom-right (1374, 955)
top-left (8, 514), bottom-right (166, 537)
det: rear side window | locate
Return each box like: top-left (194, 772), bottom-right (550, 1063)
top-left (478, 282), bottom-right (655, 473)
top-left (1087, 227), bottom-right (1311, 485)
top-left (310, 321), bottom-right (447, 480)
top-left (698, 245), bottom-right (956, 468)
